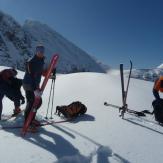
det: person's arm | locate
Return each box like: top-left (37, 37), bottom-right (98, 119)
top-left (153, 89), bottom-right (160, 100)
top-left (26, 60), bottom-right (39, 90)
top-left (153, 78), bottom-right (161, 100)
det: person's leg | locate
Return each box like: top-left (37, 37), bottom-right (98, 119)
top-left (5, 88), bottom-right (21, 114)
top-left (0, 93), bottom-right (4, 120)
top-left (24, 90), bottom-right (35, 121)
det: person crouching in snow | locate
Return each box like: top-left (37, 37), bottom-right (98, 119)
top-left (153, 76), bottom-right (163, 100)
top-left (22, 45), bottom-right (47, 132)
top-left (152, 76), bottom-right (163, 124)
top-left (0, 68), bottom-right (25, 120)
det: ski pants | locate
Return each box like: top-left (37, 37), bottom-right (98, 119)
top-left (0, 82), bottom-right (21, 119)
top-left (24, 90), bottom-right (42, 122)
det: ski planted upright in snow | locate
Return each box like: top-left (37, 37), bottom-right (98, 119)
top-left (120, 60), bottom-right (132, 118)
top-left (21, 54), bottom-right (59, 136)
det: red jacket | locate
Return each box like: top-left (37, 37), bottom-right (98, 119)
top-left (153, 76), bottom-right (163, 92)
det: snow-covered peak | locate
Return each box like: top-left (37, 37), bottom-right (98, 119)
top-left (0, 10), bottom-right (21, 29)
top-left (157, 63), bottom-right (163, 69)
top-left (0, 11), bottom-right (105, 73)
top-left (0, 11), bottom-right (32, 69)
top-left (23, 20), bottom-right (105, 73)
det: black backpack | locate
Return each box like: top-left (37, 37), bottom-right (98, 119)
top-left (152, 99), bottom-right (163, 124)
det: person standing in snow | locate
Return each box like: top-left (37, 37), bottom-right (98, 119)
top-left (0, 68), bottom-right (25, 120)
top-left (153, 76), bottom-right (163, 100)
top-left (22, 45), bottom-right (47, 132)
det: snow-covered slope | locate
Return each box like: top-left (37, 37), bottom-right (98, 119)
top-left (23, 20), bottom-right (105, 73)
top-left (0, 66), bottom-right (163, 163)
top-left (0, 10), bottom-right (105, 73)
top-left (0, 11), bottom-right (32, 69)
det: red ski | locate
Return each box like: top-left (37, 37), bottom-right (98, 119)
top-left (21, 54), bottom-right (59, 136)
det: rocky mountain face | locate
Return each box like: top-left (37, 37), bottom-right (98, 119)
top-left (0, 11), bottom-right (105, 73)
top-left (0, 11), bottom-right (33, 70)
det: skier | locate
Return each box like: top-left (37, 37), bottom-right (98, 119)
top-left (22, 45), bottom-right (47, 132)
top-left (153, 76), bottom-right (163, 100)
top-left (0, 68), bottom-right (25, 120)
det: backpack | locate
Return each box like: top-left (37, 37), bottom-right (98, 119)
top-left (56, 101), bottom-right (87, 118)
top-left (152, 99), bottom-right (163, 124)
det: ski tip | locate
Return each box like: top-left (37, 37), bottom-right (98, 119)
top-left (52, 54), bottom-right (59, 59)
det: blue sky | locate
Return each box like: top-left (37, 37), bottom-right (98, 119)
top-left (0, 0), bottom-right (162, 69)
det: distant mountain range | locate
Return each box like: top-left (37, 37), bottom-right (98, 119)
top-left (0, 10), bottom-right (105, 73)
top-left (126, 64), bottom-right (163, 82)
top-left (0, 10), bottom-right (162, 80)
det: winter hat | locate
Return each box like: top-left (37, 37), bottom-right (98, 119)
top-left (36, 45), bottom-right (45, 54)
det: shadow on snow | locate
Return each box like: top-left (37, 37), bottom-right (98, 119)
top-left (0, 114), bottom-right (130, 163)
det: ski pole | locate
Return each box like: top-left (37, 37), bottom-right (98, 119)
top-left (50, 78), bottom-right (56, 119)
top-left (45, 79), bottom-right (54, 119)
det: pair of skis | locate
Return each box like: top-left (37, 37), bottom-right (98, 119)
top-left (1, 118), bottom-right (72, 130)
top-left (104, 102), bottom-right (148, 117)
top-left (120, 60), bottom-right (132, 118)
top-left (21, 54), bottom-right (59, 136)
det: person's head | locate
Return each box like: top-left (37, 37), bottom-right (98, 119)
top-left (35, 45), bottom-right (45, 58)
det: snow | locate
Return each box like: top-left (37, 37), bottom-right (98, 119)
top-left (0, 10), bottom-right (105, 73)
top-left (157, 64), bottom-right (163, 69)
top-left (0, 66), bottom-right (163, 163)
top-left (23, 20), bottom-right (105, 73)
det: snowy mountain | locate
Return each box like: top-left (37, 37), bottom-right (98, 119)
top-left (122, 64), bottom-right (163, 82)
top-left (157, 63), bottom-right (163, 69)
top-left (92, 56), bottom-right (111, 72)
top-left (0, 11), bottom-right (33, 69)
top-left (0, 11), bottom-right (105, 73)
top-left (0, 65), bottom-right (163, 163)
top-left (23, 20), bottom-right (105, 73)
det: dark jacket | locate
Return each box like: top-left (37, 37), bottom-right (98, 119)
top-left (23, 55), bottom-right (45, 91)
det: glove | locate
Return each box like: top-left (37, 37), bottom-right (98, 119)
top-left (34, 89), bottom-right (42, 97)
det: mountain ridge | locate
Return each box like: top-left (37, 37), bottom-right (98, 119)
top-left (0, 10), bottom-right (105, 73)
